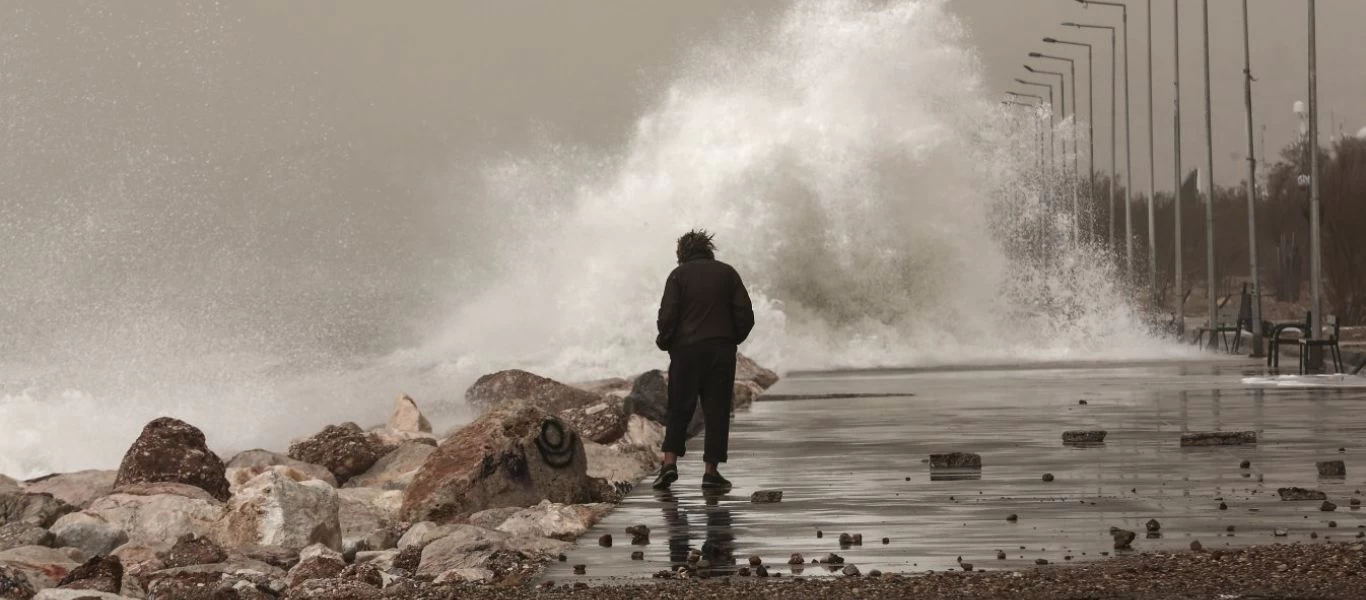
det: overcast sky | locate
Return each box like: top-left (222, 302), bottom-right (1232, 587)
top-left (958, 0), bottom-right (1366, 194)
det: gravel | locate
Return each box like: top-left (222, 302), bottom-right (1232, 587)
top-left (451, 542), bottom-right (1366, 599)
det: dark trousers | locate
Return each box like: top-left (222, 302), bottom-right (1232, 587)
top-left (662, 339), bottom-right (736, 464)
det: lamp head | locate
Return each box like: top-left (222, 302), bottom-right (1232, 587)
top-left (1014, 78), bottom-right (1028, 84)
top-left (1043, 37), bottom-right (1058, 44)
top-left (1061, 22), bottom-right (1078, 28)
top-left (1028, 52), bottom-right (1043, 58)
top-left (1024, 65), bottom-right (1037, 73)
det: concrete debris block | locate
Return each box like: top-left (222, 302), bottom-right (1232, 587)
top-left (1316, 460), bottom-right (1346, 477)
top-left (1278, 487), bottom-right (1328, 501)
top-left (1062, 431), bottom-right (1107, 444)
top-left (751, 490), bottom-right (783, 503)
top-left (1180, 431), bottom-right (1256, 447)
top-left (929, 453), bottom-right (981, 469)
top-left (1112, 528), bottom-right (1136, 550)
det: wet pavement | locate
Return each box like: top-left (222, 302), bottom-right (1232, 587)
top-left (543, 358), bottom-right (1366, 585)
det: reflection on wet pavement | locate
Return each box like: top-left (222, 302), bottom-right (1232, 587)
top-left (543, 358), bottom-right (1366, 585)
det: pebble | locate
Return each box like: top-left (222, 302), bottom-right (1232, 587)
top-left (573, 564), bottom-right (586, 575)
top-left (788, 553), bottom-right (804, 565)
top-left (817, 530), bottom-right (824, 538)
top-left (996, 550), bottom-right (1006, 560)
top-left (961, 563), bottom-right (974, 572)
top-left (1006, 514), bottom-right (1019, 522)
top-left (839, 533), bottom-right (853, 544)
top-left (751, 490), bottom-right (783, 503)
top-left (1042, 473), bottom-right (1055, 482)
top-left (1240, 459), bottom-right (1251, 469)
top-left (1219, 502), bottom-right (1228, 510)
top-left (1227, 525), bottom-right (1236, 532)
top-left (630, 551), bottom-right (644, 560)
top-left (749, 555), bottom-right (762, 566)
top-left (1078, 400), bottom-right (1088, 405)
top-left (881, 537), bottom-right (890, 545)
top-left (737, 567), bottom-right (750, 577)
top-left (1322, 501), bottom-right (1338, 512)
top-left (1146, 519), bottom-right (1161, 532)
top-left (868, 569), bottom-right (882, 577)
top-left (843, 565), bottom-right (861, 576)
top-left (1190, 540), bottom-right (1204, 552)
top-left (1035, 559), bottom-right (1049, 565)
top-left (1329, 521), bottom-right (1338, 528)
top-left (1274, 529), bottom-right (1289, 537)
top-left (599, 534), bottom-right (613, 547)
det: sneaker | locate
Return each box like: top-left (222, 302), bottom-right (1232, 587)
top-left (651, 464), bottom-right (678, 490)
top-left (701, 471), bottom-right (731, 490)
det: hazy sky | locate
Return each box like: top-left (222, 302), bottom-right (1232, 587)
top-left (958, 0), bottom-right (1366, 194)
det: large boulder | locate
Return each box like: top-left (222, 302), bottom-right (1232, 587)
top-left (21, 472), bottom-right (116, 510)
top-left (33, 591), bottom-right (123, 600)
top-left (0, 546), bottom-right (82, 590)
top-left (413, 526), bottom-right (507, 580)
top-left (114, 417), bottom-right (230, 503)
top-left (493, 501), bottom-right (612, 542)
top-left (401, 402), bottom-right (602, 524)
top-left (615, 415), bottom-right (665, 456)
top-left (82, 492), bottom-right (224, 546)
top-left (464, 370), bottom-right (604, 414)
top-left (0, 524), bottom-right (52, 553)
top-left (218, 469), bottom-right (341, 552)
top-left (225, 450), bottom-right (338, 489)
top-left (0, 494), bottom-right (75, 529)
top-left (161, 534), bottom-right (227, 570)
top-left (557, 398), bottom-right (628, 444)
top-left (140, 558), bottom-right (283, 599)
top-left (583, 441), bottom-right (656, 491)
top-left (733, 380), bottom-right (764, 410)
top-left (342, 442), bottom-right (434, 491)
top-left (335, 489), bottom-right (402, 551)
top-left (287, 423), bottom-right (389, 485)
top-left (622, 370), bottom-right (668, 423)
top-left (736, 353), bottom-right (779, 389)
top-left (0, 564), bottom-right (36, 600)
top-left (54, 555), bottom-right (121, 594)
top-left (48, 513), bottom-right (126, 558)
top-left (0, 477), bottom-right (18, 496)
top-left (387, 395), bottom-right (432, 435)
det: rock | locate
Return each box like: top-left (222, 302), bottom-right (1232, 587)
top-left (1190, 540), bottom-right (1204, 552)
top-left (819, 553), bottom-right (844, 565)
top-left (342, 442), bottom-right (435, 491)
top-left (1112, 529), bottom-right (1136, 550)
top-left (572, 378), bottom-right (633, 395)
top-left (841, 564), bottom-right (860, 576)
top-left (838, 533), bottom-right (852, 545)
top-left (996, 550), bottom-right (1006, 560)
top-left (630, 550), bottom-right (644, 560)
top-left (1061, 431), bottom-right (1107, 444)
top-left (1352, 499), bottom-right (1362, 507)
top-left (33, 592), bottom-right (124, 600)
top-left (750, 490), bottom-right (782, 503)
top-left (788, 553), bottom-right (803, 565)
top-left (1035, 558), bottom-right (1049, 565)
top-left (464, 369), bottom-right (605, 414)
top-left (1274, 528), bottom-right (1288, 537)
top-left (433, 567), bottom-right (493, 584)
top-left (286, 554), bottom-right (346, 588)
top-left (622, 370), bottom-right (669, 424)
top-left (1006, 514), bottom-right (1018, 522)
top-left (868, 569), bottom-right (883, 577)
top-left (582, 441), bottom-right (654, 490)
top-left (626, 525), bottom-right (649, 545)
top-left (961, 563), bottom-right (974, 572)
top-left (735, 353), bottom-right (779, 389)
top-left (0, 546), bottom-right (81, 589)
top-left (113, 417), bottom-right (230, 502)
top-left (598, 534), bottom-right (612, 548)
top-left (48, 514), bottom-right (125, 558)
top-left (0, 565), bottom-right (35, 600)
top-left (929, 453), bottom-right (981, 469)
top-left (401, 402), bottom-right (602, 524)
top-left (1239, 460), bottom-right (1252, 469)
top-left (289, 578), bottom-right (383, 600)
top-left (732, 381), bottom-right (765, 410)
top-left (1179, 431), bottom-right (1257, 447)
top-left (21, 472), bottom-right (116, 510)
top-left (1042, 473), bottom-right (1055, 482)
top-left (1278, 487), bottom-right (1328, 501)
top-left (495, 501), bottom-right (612, 541)
top-left (573, 564), bottom-right (586, 575)
top-left (388, 394), bottom-right (432, 434)
top-left (1219, 502), bottom-right (1228, 510)
top-left (160, 534), bottom-right (227, 569)
top-left (219, 469), bottom-right (342, 551)
top-left (335, 488), bottom-right (401, 550)
top-left (55, 555), bottom-right (121, 593)
top-left (287, 423), bottom-right (389, 485)
top-left (615, 415), bottom-right (666, 455)
top-left (0, 494), bottom-right (75, 529)
top-left (559, 398), bottom-right (629, 444)
top-left (1146, 519), bottom-right (1161, 532)
top-left (225, 449), bottom-right (338, 488)
top-left (141, 559), bottom-right (285, 600)
top-left (0, 524), bottom-right (52, 553)
top-left (395, 522), bottom-right (455, 551)
top-left (1317, 460), bottom-right (1346, 477)
top-left (881, 537), bottom-right (889, 544)
top-left (83, 492), bottom-right (223, 545)
top-left (414, 526), bottom-right (506, 579)
top-left (754, 565), bottom-right (768, 577)
top-left (1321, 500), bottom-right (1338, 512)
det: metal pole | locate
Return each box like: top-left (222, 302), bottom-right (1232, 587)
top-left (1241, 0), bottom-right (1264, 357)
top-left (1088, 44), bottom-right (1096, 244)
top-left (1121, 5), bottom-right (1134, 284)
top-left (1108, 26), bottom-right (1117, 255)
top-left (1308, 0), bottom-right (1322, 345)
top-left (1172, 0), bottom-right (1185, 334)
top-left (1070, 58), bottom-right (1080, 242)
top-left (1146, 0), bottom-right (1157, 302)
top-left (1202, 0), bottom-right (1217, 336)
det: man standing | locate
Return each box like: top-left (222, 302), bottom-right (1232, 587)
top-left (652, 229), bottom-right (754, 491)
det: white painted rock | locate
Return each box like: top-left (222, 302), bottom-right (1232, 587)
top-left (49, 512), bottom-right (128, 558)
top-left (387, 394), bottom-right (432, 434)
top-left (83, 493), bottom-right (224, 545)
top-left (219, 469), bottom-right (342, 551)
top-left (343, 442), bottom-right (434, 491)
top-left (494, 500), bottom-right (613, 541)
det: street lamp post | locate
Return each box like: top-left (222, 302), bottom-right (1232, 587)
top-left (1025, 65), bottom-right (1068, 176)
top-left (1172, 0), bottom-right (1185, 334)
top-left (1201, 0), bottom-right (1217, 339)
top-left (1308, 0), bottom-right (1323, 352)
top-left (1078, 0), bottom-right (1134, 284)
top-left (1240, 0), bottom-right (1264, 357)
top-left (1045, 36), bottom-right (1094, 245)
top-left (1031, 51), bottom-right (1081, 241)
top-left (1062, 22), bottom-right (1117, 254)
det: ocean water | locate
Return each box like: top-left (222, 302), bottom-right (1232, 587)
top-left (0, 0), bottom-right (1190, 480)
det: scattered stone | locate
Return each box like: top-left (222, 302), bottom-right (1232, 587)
top-left (1317, 460), bottom-right (1347, 477)
top-left (996, 550), bottom-right (1006, 560)
top-left (401, 402), bottom-right (602, 523)
top-left (1352, 499), bottom-right (1362, 507)
top-left (1078, 400), bottom-right (1088, 405)
top-left (788, 553), bottom-right (804, 565)
top-left (842, 565), bottom-right (860, 576)
top-left (1278, 487), bottom-right (1328, 501)
top-left (1190, 540), bottom-right (1204, 552)
top-left (816, 530), bottom-right (823, 538)
top-left (737, 566), bottom-right (750, 577)
top-left (1329, 521), bottom-right (1338, 528)
top-left (961, 563), bottom-right (974, 572)
top-left (1240, 460), bottom-right (1252, 469)
top-left (929, 453), bottom-right (981, 469)
top-left (1062, 431), bottom-right (1107, 444)
top-left (1035, 559), bottom-right (1049, 565)
top-left (21, 471), bottom-right (116, 509)
top-left (288, 422), bottom-right (389, 485)
top-left (1321, 501), bottom-right (1337, 512)
top-left (1180, 431), bottom-right (1257, 446)
top-left (1219, 502), bottom-right (1228, 510)
top-left (1311, 532), bottom-right (1319, 539)
top-left (838, 533), bottom-right (852, 545)
top-left (599, 534), bottom-right (612, 547)
top-left (881, 537), bottom-right (890, 545)
top-left (754, 565), bottom-right (769, 578)
top-left (820, 553), bottom-right (845, 565)
top-left (0, 523), bottom-right (53, 552)
top-left (1042, 473), bottom-right (1055, 482)
top-left (55, 555), bottom-right (121, 594)
top-left (868, 569), bottom-right (883, 577)
top-left (1274, 529), bottom-right (1288, 537)
top-left (1112, 529), bottom-right (1136, 550)
top-left (631, 551), bottom-right (644, 560)
top-left (1006, 514), bottom-right (1018, 522)
top-left (1227, 525), bottom-right (1236, 532)
top-left (751, 490), bottom-right (783, 503)
top-left (1146, 519), bottom-right (1161, 532)
top-left (626, 524), bottom-right (650, 545)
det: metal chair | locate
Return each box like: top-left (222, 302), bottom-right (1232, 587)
top-left (1298, 315), bottom-right (1344, 374)
top-left (1193, 288), bottom-right (1247, 353)
top-left (1266, 311), bottom-right (1311, 369)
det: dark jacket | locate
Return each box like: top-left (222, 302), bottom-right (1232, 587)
top-left (655, 256), bottom-right (755, 351)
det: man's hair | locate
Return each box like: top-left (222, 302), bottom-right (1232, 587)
top-left (675, 228), bottom-right (716, 263)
